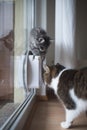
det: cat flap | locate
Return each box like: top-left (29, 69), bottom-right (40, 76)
top-left (27, 55), bottom-right (41, 88)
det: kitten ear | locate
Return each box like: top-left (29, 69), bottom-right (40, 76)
top-left (56, 63), bottom-right (60, 66)
top-left (43, 64), bottom-right (50, 73)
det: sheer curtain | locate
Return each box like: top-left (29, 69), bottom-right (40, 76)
top-left (55, 0), bottom-right (87, 68)
top-left (55, 0), bottom-right (77, 68)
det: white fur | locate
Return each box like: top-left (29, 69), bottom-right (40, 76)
top-left (48, 68), bottom-right (68, 96)
top-left (47, 69), bottom-right (87, 129)
top-left (48, 76), bottom-right (58, 95)
top-left (70, 89), bottom-right (87, 112)
top-left (61, 89), bottom-right (87, 129)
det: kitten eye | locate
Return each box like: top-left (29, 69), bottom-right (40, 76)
top-left (39, 38), bottom-right (45, 43)
top-left (39, 46), bottom-right (45, 51)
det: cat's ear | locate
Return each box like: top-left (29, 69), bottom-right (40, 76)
top-left (56, 63), bottom-right (60, 66)
top-left (43, 64), bottom-right (50, 73)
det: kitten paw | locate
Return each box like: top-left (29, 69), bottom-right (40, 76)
top-left (60, 121), bottom-right (71, 129)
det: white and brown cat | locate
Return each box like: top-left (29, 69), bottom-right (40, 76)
top-left (43, 63), bottom-right (87, 129)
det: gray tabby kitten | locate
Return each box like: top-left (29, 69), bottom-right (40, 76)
top-left (29, 27), bottom-right (51, 57)
top-left (43, 63), bottom-right (87, 129)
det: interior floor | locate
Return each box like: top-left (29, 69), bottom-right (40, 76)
top-left (23, 92), bottom-right (87, 130)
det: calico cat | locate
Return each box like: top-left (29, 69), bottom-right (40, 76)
top-left (43, 63), bottom-right (87, 129)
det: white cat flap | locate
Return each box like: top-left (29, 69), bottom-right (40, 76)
top-left (27, 55), bottom-right (41, 88)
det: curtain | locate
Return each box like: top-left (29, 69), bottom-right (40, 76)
top-left (55, 0), bottom-right (76, 68)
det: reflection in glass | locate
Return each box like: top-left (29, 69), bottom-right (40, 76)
top-left (0, 0), bottom-right (33, 127)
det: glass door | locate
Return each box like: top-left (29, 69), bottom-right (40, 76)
top-left (0, 0), bottom-right (14, 127)
top-left (0, 0), bottom-right (35, 128)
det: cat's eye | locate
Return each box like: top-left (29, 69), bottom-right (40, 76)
top-left (39, 38), bottom-right (45, 43)
top-left (39, 46), bottom-right (45, 52)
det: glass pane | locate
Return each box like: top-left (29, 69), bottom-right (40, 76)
top-left (0, 0), bottom-right (34, 128)
top-left (0, 0), bottom-right (14, 127)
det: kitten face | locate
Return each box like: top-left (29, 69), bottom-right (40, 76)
top-left (29, 27), bottom-right (51, 56)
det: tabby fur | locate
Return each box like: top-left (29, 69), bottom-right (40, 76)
top-left (29, 27), bottom-right (51, 57)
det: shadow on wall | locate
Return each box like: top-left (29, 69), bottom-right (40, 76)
top-left (75, 0), bottom-right (87, 60)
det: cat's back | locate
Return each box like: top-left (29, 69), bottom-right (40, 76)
top-left (74, 67), bottom-right (87, 99)
top-left (58, 68), bottom-right (87, 110)
top-left (58, 69), bottom-right (77, 88)
top-left (58, 67), bottom-right (87, 99)
top-left (59, 67), bottom-right (87, 88)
